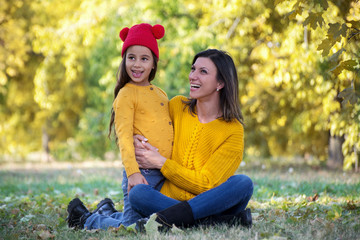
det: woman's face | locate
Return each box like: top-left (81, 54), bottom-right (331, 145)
top-left (189, 57), bottom-right (223, 100)
top-left (125, 45), bottom-right (154, 86)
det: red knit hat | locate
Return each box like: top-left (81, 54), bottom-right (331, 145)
top-left (119, 23), bottom-right (165, 59)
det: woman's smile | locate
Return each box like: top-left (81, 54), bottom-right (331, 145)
top-left (190, 83), bottom-right (201, 91)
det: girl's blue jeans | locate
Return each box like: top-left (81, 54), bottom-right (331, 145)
top-left (84, 169), bottom-right (164, 230)
top-left (129, 174), bottom-right (253, 220)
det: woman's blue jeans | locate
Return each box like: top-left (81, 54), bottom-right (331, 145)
top-left (129, 174), bottom-right (253, 220)
top-left (84, 169), bottom-right (164, 230)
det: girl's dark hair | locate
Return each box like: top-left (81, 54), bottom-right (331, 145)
top-left (108, 50), bottom-right (158, 139)
top-left (184, 49), bottom-right (244, 124)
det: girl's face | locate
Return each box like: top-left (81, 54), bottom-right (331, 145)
top-left (189, 57), bottom-right (223, 100)
top-left (125, 45), bottom-right (154, 86)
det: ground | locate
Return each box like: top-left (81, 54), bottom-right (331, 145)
top-left (0, 159), bottom-right (359, 239)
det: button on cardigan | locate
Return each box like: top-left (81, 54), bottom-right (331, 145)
top-left (113, 83), bottom-right (174, 177)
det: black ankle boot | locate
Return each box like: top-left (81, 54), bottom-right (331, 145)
top-left (196, 208), bottom-right (252, 228)
top-left (196, 215), bottom-right (236, 227)
top-left (93, 198), bottom-right (118, 217)
top-left (155, 201), bottom-right (195, 230)
top-left (66, 198), bottom-right (92, 229)
top-left (238, 208), bottom-right (252, 228)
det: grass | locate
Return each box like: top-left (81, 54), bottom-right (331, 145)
top-left (0, 160), bottom-right (359, 239)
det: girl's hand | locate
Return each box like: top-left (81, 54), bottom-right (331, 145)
top-left (127, 172), bottom-right (148, 192)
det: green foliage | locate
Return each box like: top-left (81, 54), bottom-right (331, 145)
top-left (1, 0), bottom-right (359, 169)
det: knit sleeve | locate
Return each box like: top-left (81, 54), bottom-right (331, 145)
top-left (161, 125), bottom-right (244, 195)
top-left (113, 87), bottom-right (140, 177)
top-left (156, 86), bottom-right (168, 98)
top-left (169, 95), bottom-right (186, 121)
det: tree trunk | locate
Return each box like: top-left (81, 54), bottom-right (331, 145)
top-left (327, 134), bottom-right (344, 169)
top-left (355, 147), bottom-right (358, 172)
top-left (42, 126), bottom-right (50, 162)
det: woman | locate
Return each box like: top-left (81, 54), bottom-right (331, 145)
top-left (129, 49), bottom-right (253, 230)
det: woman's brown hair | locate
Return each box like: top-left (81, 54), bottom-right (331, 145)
top-left (184, 49), bottom-right (244, 124)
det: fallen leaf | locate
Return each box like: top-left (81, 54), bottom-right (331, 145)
top-left (108, 226), bottom-right (120, 233)
top-left (252, 212), bottom-right (260, 220)
top-left (11, 208), bottom-right (20, 215)
top-left (145, 214), bottom-right (161, 235)
top-left (170, 224), bottom-right (183, 233)
top-left (94, 188), bottom-right (99, 196)
top-left (38, 230), bottom-right (55, 239)
top-left (345, 200), bottom-right (357, 210)
top-left (126, 223), bottom-right (137, 233)
top-left (269, 236), bottom-right (288, 240)
top-left (35, 224), bottom-right (47, 231)
top-left (307, 193), bottom-right (319, 202)
top-left (20, 214), bottom-right (35, 223)
top-left (85, 229), bottom-right (101, 233)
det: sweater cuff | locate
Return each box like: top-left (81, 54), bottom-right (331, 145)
top-left (125, 167), bottom-right (140, 177)
top-left (161, 159), bottom-right (175, 178)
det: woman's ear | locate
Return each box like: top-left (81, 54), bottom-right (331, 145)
top-left (217, 81), bottom-right (225, 90)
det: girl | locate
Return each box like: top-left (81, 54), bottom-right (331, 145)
top-left (66, 23), bottom-right (173, 229)
top-left (109, 23), bottom-right (173, 227)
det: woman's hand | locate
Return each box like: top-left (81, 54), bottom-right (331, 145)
top-left (133, 135), bottom-right (167, 169)
top-left (127, 172), bottom-right (148, 192)
top-left (133, 135), bottom-right (158, 152)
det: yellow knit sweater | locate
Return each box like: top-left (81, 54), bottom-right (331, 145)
top-left (113, 83), bottom-right (173, 177)
top-left (160, 95), bottom-right (244, 201)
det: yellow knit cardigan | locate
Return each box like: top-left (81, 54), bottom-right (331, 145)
top-left (113, 83), bottom-right (173, 177)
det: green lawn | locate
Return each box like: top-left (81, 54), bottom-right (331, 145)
top-left (0, 161), bottom-right (359, 239)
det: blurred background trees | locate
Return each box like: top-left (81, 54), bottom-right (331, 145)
top-left (0, 0), bottom-right (359, 170)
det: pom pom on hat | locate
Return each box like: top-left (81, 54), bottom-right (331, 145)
top-left (120, 23), bottom-right (165, 59)
top-left (152, 24), bottom-right (165, 39)
top-left (119, 27), bottom-right (129, 42)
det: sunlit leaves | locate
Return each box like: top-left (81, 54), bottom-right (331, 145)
top-left (1, 0), bottom-right (359, 169)
top-left (303, 12), bottom-right (324, 29)
top-left (328, 23), bottom-right (348, 41)
top-left (331, 59), bottom-right (357, 76)
top-left (275, 0), bottom-right (288, 5)
top-left (0, 0), bottom-right (31, 83)
top-left (0, 0), bottom-right (122, 158)
top-left (317, 23), bottom-right (349, 57)
top-left (274, 0), bottom-right (360, 169)
top-left (317, 38), bottom-right (335, 56)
